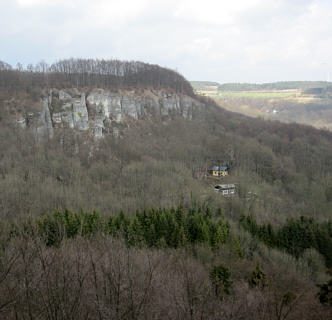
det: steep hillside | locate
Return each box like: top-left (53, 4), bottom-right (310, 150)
top-left (0, 59), bottom-right (332, 319)
top-left (0, 59), bottom-right (331, 218)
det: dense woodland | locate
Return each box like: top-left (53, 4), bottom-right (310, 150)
top-left (0, 59), bottom-right (332, 319)
top-left (0, 208), bottom-right (331, 319)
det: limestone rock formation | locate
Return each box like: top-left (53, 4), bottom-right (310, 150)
top-left (38, 96), bottom-right (54, 138)
top-left (25, 88), bottom-right (203, 139)
top-left (72, 93), bottom-right (89, 131)
top-left (16, 117), bottom-right (26, 129)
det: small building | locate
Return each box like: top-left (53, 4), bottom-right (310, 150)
top-left (209, 165), bottom-right (229, 177)
top-left (214, 184), bottom-right (236, 196)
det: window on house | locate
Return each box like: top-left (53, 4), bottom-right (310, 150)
top-left (223, 190), bottom-right (228, 195)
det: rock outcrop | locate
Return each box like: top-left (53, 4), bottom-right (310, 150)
top-left (38, 95), bottom-right (54, 138)
top-left (72, 93), bottom-right (89, 131)
top-left (25, 88), bottom-right (203, 139)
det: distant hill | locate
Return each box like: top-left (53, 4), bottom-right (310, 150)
top-left (190, 81), bottom-right (220, 90)
top-left (218, 81), bottom-right (332, 91)
top-left (303, 85), bottom-right (332, 97)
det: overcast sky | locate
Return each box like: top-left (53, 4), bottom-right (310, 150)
top-left (1, 0), bottom-right (332, 83)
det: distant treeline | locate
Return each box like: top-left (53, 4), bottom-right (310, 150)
top-left (0, 58), bottom-right (194, 96)
top-left (303, 86), bottom-right (332, 97)
top-left (218, 81), bottom-right (332, 91)
top-left (190, 81), bottom-right (220, 90)
top-left (240, 215), bottom-right (332, 267)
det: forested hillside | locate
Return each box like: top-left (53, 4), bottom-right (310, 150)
top-left (0, 59), bottom-right (331, 319)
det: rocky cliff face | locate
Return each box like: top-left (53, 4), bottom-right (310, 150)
top-left (19, 89), bottom-right (203, 139)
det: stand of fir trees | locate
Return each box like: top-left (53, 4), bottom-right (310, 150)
top-left (239, 215), bottom-right (332, 268)
top-left (10, 206), bottom-right (230, 250)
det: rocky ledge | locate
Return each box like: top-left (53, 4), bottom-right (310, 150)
top-left (20, 88), bottom-right (203, 139)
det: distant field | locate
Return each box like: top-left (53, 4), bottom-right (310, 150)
top-left (198, 90), bottom-right (297, 99)
top-left (190, 80), bottom-right (332, 130)
top-left (196, 89), bottom-right (332, 130)
top-left (190, 80), bottom-right (332, 93)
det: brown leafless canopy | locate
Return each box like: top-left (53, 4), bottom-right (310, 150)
top-left (0, 58), bottom-right (194, 96)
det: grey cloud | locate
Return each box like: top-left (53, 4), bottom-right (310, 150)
top-left (0, 0), bottom-right (332, 82)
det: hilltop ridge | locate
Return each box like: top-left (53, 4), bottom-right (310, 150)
top-left (0, 58), bottom-right (194, 96)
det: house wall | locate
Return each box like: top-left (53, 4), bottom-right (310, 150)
top-left (211, 169), bottom-right (229, 177)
